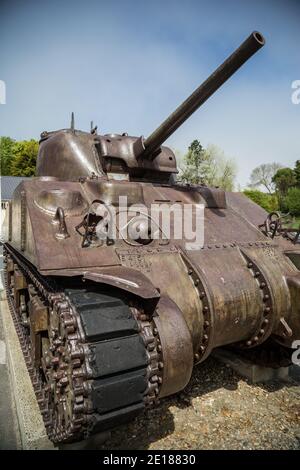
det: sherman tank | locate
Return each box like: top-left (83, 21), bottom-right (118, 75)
top-left (3, 31), bottom-right (300, 444)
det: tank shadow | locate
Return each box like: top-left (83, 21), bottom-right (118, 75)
top-left (98, 404), bottom-right (176, 450)
top-left (209, 208), bottom-right (226, 218)
top-left (98, 356), bottom-right (299, 450)
top-left (98, 357), bottom-right (241, 450)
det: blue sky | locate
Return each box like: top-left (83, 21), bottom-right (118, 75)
top-left (0, 0), bottom-right (299, 187)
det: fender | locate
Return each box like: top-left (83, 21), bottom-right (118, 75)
top-left (83, 265), bottom-right (160, 300)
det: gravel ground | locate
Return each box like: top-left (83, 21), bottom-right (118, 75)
top-left (100, 357), bottom-right (300, 450)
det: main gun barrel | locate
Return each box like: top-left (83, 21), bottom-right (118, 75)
top-left (141, 31), bottom-right (265, 160)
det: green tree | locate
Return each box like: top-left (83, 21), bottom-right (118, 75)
top-left (284, 187), bottom-right (300, 216)
top-left (249, 163), bottom-right (282, 193)
top-left (10, 139), bottom-right (38, 176)
top-left (0, 136), bottom-right (15, 175)
top-left (204, 144), bottom-right (237, 191)
top-left (179, 140), bottom-right (237, 190)
top-left (179, 140), bottom-right (207, 184)
top-left (243, 189), bottom-right (279, 213)
top-left (294, 160), bottom-right (300, 187)
top-left (272, 167), bottom-right (296, 196)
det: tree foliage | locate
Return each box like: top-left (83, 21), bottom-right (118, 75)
top-left (294, 160), bottom-right (300, 187)
top-left (283, 187), bottom-right (300, 216)
top-left (8, 139), bottom-right (38, 176)
top-left (246, 161), bottom-right (300, 217)
top-left (249, 163), bottom-right (282, 193)
top-left (0, 136), bottom-right (15, 175)
top-left (179, 140), bottom-right (237, 191)
top-left (272, 167), bottom-right (297, 197)
top-left (179, 140), bottom-right (206, 184)
top-left (243, 189), bottom-right (279, 213)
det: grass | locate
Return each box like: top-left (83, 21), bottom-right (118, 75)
top-left (286, 217), bottom-right (300, 229)
top-left (281, 216), bottom-right (300, 229)
top-left (292, 217), bottom-right (300, 229)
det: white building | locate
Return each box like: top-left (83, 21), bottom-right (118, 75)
top-left (1, 176), bottom-right (30, 240)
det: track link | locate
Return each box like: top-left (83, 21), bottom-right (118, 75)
top-left (3, 244), bottom-right (162, 443)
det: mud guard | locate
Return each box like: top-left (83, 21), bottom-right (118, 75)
top-left (83, 266), bottom-right (161, 301)
top-left (154, 296), bottom-right (194, 398)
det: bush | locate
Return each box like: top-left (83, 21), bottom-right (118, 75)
top-left (243, 189), bottom-right (279, 213)
top-left (0, 136), bottom-right (15, 175)
top-left (10, 139), bottom-right (38, 176)
top-left (283, 187), bottom-right (300, 216)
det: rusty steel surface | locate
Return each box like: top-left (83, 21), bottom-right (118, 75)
top-left (2, 30), bottom-right (300, 443)
top-left (153, 296), bottom-right (194, 398)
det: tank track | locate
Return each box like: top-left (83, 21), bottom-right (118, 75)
top-left (3, 244), bottom-right (162, 444)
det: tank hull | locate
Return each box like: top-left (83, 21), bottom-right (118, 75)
top-left (5, 177), bottom-right (300, 354)
top-left (4, 176), bottom-right (300, 444)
